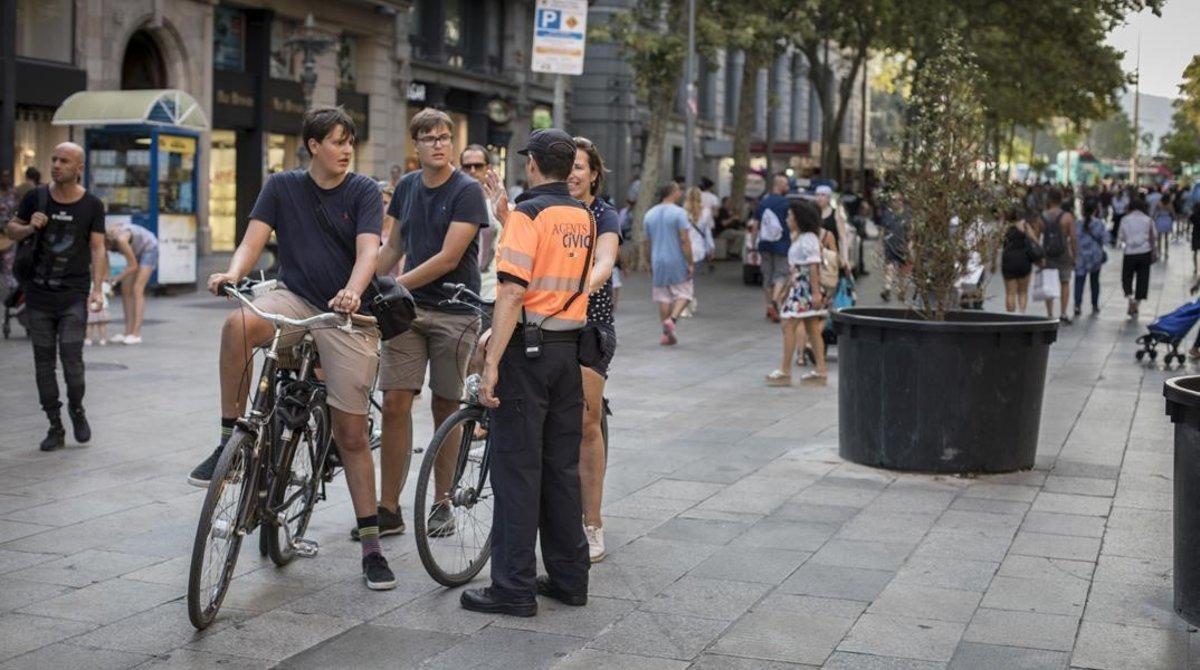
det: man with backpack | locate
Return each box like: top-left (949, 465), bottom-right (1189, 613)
top-left (750, 174), bottom-right (792, 322)
top-left (4, 143), bottom-right (106, 451)
top-left (1041, 188), bottom-right (1078, 325)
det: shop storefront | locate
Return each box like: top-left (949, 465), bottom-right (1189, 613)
top-left (1, 0), bottom-right (89, 177)
top-left (52, 89), bottom-right (209, 287)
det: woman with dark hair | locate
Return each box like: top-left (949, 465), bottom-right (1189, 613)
top-left (767, 199), bottom-right (832, 387)
top-left (1119, 195), bottom-right (1155, 317)
top-left (1074, 198), bottom-right (1107, 317)
top-left (567, 136), bottom-right (620, 562)
top-left (1000, 207), bottom-right (1038, 313)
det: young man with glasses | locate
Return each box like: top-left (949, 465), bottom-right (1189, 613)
top-left (365, 108), bottom-right (489, 541)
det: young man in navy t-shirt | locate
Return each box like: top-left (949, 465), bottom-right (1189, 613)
top-left (186, 106), bottom-right (398, 591)
top-left (370, 108), bottom-right (488, 541)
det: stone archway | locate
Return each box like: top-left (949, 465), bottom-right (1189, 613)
top-left (121, 29), bottom-right (168, 90)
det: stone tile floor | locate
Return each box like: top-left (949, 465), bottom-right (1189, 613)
top-left (1, 239), bottom-right (1198, 669)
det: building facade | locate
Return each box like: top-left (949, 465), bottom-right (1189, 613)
top-left (2, 0), bottom-right (552, 256)
top-left (576, 0), bottom-right (873, 203)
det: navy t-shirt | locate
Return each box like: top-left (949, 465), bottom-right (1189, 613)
top-left (249, 170), bottom-right (382, 312)
top-left (586, 197), bottom-right (621, 326)
top-left (755, 194), bottom-right (792, 256)
top-left (387, 169), bottom-right (488, 312)
top-left (16, 187), bottom-right (106, 311)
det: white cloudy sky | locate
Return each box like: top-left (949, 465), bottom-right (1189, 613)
top-left (1105, 0), bottom-right (1198, 100)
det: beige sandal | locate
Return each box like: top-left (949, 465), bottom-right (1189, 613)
top-left (800, 371), bottom-right (828, 386)
top-left (765, 370), bottom-right (792, 387)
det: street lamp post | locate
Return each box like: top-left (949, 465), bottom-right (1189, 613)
top-left (287, 13), bottom-right (334, 165)
top-left (683, 0), bottom-right (696, 188)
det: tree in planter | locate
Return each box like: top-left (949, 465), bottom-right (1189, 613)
top-left (896, 35), bottom-right (1000, 321)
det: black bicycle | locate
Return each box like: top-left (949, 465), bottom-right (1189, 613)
top-left (187, 281), bottom-right (360, 629)
top-left (412, 283), bottom-right (610, 587)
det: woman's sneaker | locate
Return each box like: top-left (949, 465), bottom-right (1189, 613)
top-left (362, 553), bottom-right (396, 590)
top-left (585, 525), bottom-right (606, 563)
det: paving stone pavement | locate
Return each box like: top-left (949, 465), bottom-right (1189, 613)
top-left (2, 239), bottom-right (1200, 669)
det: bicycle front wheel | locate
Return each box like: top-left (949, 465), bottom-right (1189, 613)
top-left (414, 406), bottom-right (493, 587)
top-left (265, 402), bottom-right (331, 566)
top-left (187, 430), bottom-right (257, 629)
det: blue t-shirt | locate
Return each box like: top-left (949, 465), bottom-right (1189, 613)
top-left (387, 170), bottom-right (488, 312)
top-left (644, 203), bottom-right (691, 287)
top-left (250, 170), bottom-right (381, 312)
top-left (756, 194), bottom-right (792, 256)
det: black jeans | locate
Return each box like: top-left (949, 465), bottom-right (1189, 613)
top-left (1074, 269), bottom-right (1100, 311)
top-left (488, 338), bottom-right (589, 600)
top-left (1122, 253), bottom-right (1152, 301)
top-left (26, 300), bottom-right (87, 413)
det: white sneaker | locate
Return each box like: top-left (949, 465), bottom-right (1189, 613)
top-left (84, 338), bottom-right (93, 346)
top-left (110, 334), bottom-right (126, 344)
top-left (123, 335), bottom-right (142, 345)
top-left (585, 525), bottom-right (606, 563)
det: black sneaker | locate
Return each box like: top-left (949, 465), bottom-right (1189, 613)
top-left (351, 506), bottom-right (406, 541)
top-left (362, 553), bottom-right (396, 591)
top-left (188, 446), bottom-right (223, 488)
top-left (39, 421), bottom-right (64, 452)
top-left (427, 503), bottom-right (456, 538)
top-left (68, 406), bottom-right (91, 444)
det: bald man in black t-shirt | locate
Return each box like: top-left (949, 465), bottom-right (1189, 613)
top-left (5, 143), bottom-right (107, 452)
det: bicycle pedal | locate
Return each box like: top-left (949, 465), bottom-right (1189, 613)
top-left (291, 537), bottom-right (320, 558)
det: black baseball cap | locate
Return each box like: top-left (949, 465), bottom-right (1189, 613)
top-left (516, 129), bottom-right (576, 160)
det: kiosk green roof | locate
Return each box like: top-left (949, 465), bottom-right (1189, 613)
top-left (52, 89), bottom-right (209, 130)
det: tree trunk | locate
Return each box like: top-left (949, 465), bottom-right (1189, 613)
top-left (629, 92), bottom-right (674, 271)
top-left (730, 50), bottom-right (764, 221)
top-left (1006, 121), bottom-right (1017, 180)
top-left (825, 49), bottom-right (866, 185)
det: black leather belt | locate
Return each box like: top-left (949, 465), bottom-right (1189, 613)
top-left (508, 328), bottom-right (580, 345)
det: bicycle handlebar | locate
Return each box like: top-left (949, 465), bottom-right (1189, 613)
top-left (221, 282), bottom-right (352, 331)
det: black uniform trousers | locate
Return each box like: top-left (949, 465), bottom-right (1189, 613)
top-left (488, 337), bottom-right (590, 600)
top-left (26, 299), bottom-right (87, 414)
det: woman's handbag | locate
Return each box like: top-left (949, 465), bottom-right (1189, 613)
top-left (818, 231), bottom-right (840, 292)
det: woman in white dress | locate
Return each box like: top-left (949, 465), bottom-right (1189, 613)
top-left (767, 199), bottom-right (832, 387)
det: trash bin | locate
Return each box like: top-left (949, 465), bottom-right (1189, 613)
top-left (1163, 375), bottom-right (1200, 627)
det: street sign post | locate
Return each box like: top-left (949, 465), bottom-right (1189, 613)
top-left (532, 0), bottom-right (588, 128)
top-left (531, 0), bottom-right (588, 76)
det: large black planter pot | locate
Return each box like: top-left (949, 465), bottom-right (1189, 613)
top-left (832, 308), bottom-right (1058, 473)
top-left (1163, 376), bottom-right (1200, 627)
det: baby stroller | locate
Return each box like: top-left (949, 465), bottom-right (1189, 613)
top-left (823, 274), bottom-right (857, 349)
top-left (1136, 299), bottom-right (1200, 368)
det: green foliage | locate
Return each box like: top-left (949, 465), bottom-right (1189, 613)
top-left (897, 36), bottom-right (1001, 321)
top-left (1161, 55), bottom-right (1200, 172)
top-left (1086, 109), bottom-right (1134, 159)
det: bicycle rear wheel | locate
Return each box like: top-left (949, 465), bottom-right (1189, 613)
top-left (414, 406), bottom-right (493, 587)
top-left (265, 402), bottom-right (331, 566)
top-left (187, 430), bottom-right (257, 629)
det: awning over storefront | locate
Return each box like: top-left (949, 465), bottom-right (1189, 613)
top-left (51, 89), bottom-right (209, 130)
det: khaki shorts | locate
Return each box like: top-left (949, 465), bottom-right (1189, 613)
top-left (252, 289), bottom-right (379, 415)
top-left (379, 306), bottom-right (479, 400)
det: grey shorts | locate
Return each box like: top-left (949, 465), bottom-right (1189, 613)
top-left (761, 252), bottom-right (790, 287)
top-left (379, 306), bottom-right (479, 400)
top-left (138, 244), bottom-right (159, 269)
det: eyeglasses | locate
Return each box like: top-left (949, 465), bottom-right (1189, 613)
top-left (417, 134), bottom-right (453, 147)
top-left (462, 163), bottom-right (487, 171)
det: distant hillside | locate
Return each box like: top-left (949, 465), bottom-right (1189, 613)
top-left (1121, 91), bottom-right (1175, 152)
